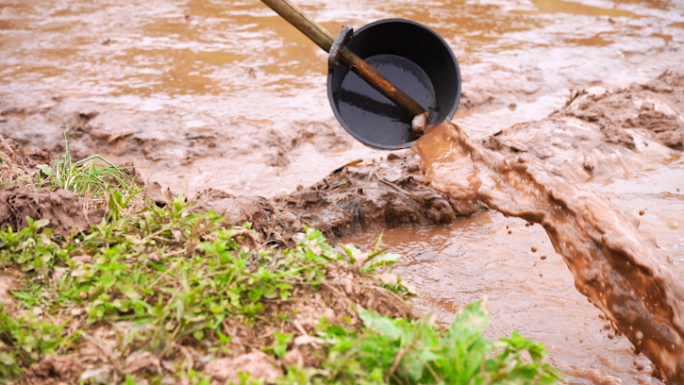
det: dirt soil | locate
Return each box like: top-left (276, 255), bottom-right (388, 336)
top-left (191, 152), bottom-right (483, 245)
top-left (485, 70), bottom-right (684, 182)
top-left (0, 136), bottom-right (104, 237)
top-left (0, 184), bottom-right (105, 238)
top-left (13, 261), bottom-right (417, 385)
top-left (21, 355), bottom-right (85, 385)
top-left (563, 69), bottom-right (684, 150)
top-left (2, 0), bottom-right (682, 199)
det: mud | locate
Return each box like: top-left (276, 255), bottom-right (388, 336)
top-left (1, 0), bottom-right (684, 382)
top-left (565, 70), bottom-right (684, 150)
top-left (21, 355), bottom-right (85, 385)
top-left (199, 71), bottom-right (684, 244)
top-left (191, 153), bottom-right (482, 244)
top-left (0, 273), bottom-right (13, 306)
top-left (416, 122), bottom-right (684, 382)
top-left (203, 351), bottom-right (282, 384)
top-left (0, 135), bottom-right (104, 237)
top-left (1, 0), bottom-right (683, 197)
top-left (0, 135), bottom-right (43, 184)
top-left (0, 183), bottom-right (104, 238)
top-left (484, 71), bottom-right (684, 183)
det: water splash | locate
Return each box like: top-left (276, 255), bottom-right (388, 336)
top-left (415, 123), bottom-right (684, 381)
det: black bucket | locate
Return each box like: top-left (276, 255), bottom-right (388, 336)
top-left (327, 19), bottom-right (461, 150)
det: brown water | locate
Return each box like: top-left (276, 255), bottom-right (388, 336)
top-left (419, 123), bottom-right (684, 381)
top-left (2, 0), bottom-right (684, 382)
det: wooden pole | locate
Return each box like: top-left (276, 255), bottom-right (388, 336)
top-left (260, 0), bottom-right (427, 118)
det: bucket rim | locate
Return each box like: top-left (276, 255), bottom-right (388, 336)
top-left (326, 18), bottom-right (461, 150)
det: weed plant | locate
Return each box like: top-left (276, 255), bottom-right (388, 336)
top-left (34, 131), bottom-right (139, 196)
top-left (305, 301), bottom-right (563, 385)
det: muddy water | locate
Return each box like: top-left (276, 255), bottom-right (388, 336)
top-left (346, 215), bottom-right (652, 383)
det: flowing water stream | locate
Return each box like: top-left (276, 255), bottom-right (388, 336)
top-left (417, 123), bottom-right (684, 382)
top-left (346, 116), bottom-right (684, 383)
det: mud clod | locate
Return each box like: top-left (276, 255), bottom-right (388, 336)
top-left (203, 351), bottom-right (282, 384)
top-left (191, 153), bottom-right (483, 244)
top-left (0, 184), bottom-right (104, 237)
top-left (569, 70), bottom-right (684, 150)
top-left (21, 355), bottom-right (84, 385)
top-left (485, 71), bottom-right (684, 183)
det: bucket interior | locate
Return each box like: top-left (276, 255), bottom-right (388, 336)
top-left (328, 19), bottom-right (461, 150)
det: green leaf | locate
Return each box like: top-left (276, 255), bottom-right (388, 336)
top-left (358, 309), bottom-right (402, 340)
top-left (33, 219), bottom-right (50, 229)
top-left (363, 252), bottom-right (401, 271)
top-left (101, 271), bottom-right (116, 289)
top-left (0, 352), bottom-right (16, 366)
top-left (120, 285), bottom-right (141, 300)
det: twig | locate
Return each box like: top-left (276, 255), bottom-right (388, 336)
top-left (293, 320), bottom-right (308, 336)
top-left (175, 343), bottom-right (194, 371)
top-left (376, 176), bottom-right (425, 205)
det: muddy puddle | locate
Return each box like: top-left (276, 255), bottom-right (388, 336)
top-left (2, 0), bottom-right (684, 382)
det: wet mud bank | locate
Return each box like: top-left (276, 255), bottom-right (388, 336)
top-left (2, 0), bottom-right (684, 198)
top-left (485, 70), bottom-right (684, 182)
top-left (193, 70), bottom-right (684, 241)
top-left (191, 152), bottom-right (483, 246)
top-left (0, 136), bottom-right (103, 237)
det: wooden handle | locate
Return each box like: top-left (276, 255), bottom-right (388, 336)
top-left (260, 0), bottom-right (334, 51)
top-left (338, 48), bottom-right (426, 116)
top-left (260, 0), bottom-right (427, 118)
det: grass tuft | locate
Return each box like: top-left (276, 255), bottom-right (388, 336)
top-left (35, 130), bottom-right (139, 197)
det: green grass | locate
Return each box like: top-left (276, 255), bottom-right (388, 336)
top-left (0, 217), bottom-right (67, 277)
top-left (34, 130), bottom-right (139, 197)
top-left (0, 138), bottom-right (563, 384)
top-left (0, 309), bottom-right (72, 378)
top-left (303, 302), bottom-right (562, 385)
